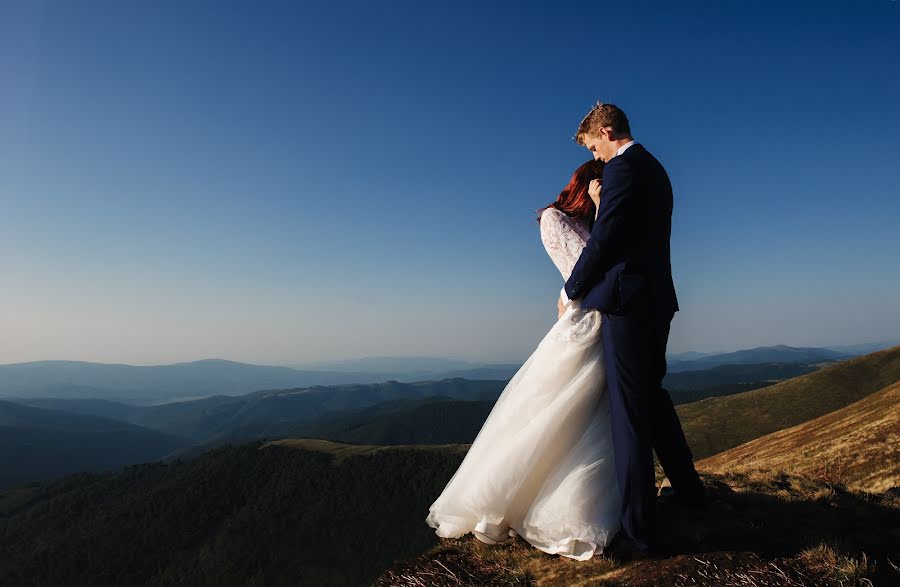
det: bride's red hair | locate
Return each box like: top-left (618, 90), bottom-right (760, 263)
top-left (535, 159), bottom-right (605, 226)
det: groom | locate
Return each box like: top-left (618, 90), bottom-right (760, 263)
top-left (560, 102), bottom-right (706, 556)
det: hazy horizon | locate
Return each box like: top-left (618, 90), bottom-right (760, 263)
top-left (3, 1), bottom-right (899, 365)
top-left (2, 338), bottom-right (898, 370)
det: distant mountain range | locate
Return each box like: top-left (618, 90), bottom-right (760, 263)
top-left (0, 358), bottom-right (520, 405)
top-left (3, 343), bottom-right (893, 406)
top-left (666, 344), bottom-right (850, 372)
top-left (821, 339), bottom-right (900, 355)
top-left (5, 358), bottom-right (827, 477)
top-left (2, 379), bottom-right (507, 487)
top-left (666, 350), bottom-right (718, 361)
top-left (666, 340), bottom-right (899, 371)
top-left (292, 355), bottom-right (509, 374)
top-left (3, 342), bottom-right (897, 490)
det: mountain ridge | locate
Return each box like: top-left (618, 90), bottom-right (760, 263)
top-left (667, 344), bottom-right (849, 372)
top-left (697, 380), bottom-right (900, 492)
top-left (677, 344), bottom-right (900, 459)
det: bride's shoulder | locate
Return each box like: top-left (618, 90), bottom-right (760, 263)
top-left (540, 206), bottom-right (564, 223)
top-left (541, 207), bottom-right (590, 240)
top-left (539, 207), bottom-right (563, 233)
top-left (542, 207), bottom-right (583, 230)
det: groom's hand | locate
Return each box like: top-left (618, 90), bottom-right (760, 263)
top-left (557, 296), bottom-right (566, 318)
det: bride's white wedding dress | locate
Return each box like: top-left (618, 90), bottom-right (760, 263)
top-left (425, 207), bottom-right (621, 561)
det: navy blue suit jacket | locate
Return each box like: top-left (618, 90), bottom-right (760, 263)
top-left (563, 143), bottom-right (679, 317)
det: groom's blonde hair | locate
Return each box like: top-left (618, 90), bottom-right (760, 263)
top-left (574, 102), bottom-right (632, 145)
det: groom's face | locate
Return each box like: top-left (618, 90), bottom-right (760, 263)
top-left (582, 132), bottom-right (611, 162)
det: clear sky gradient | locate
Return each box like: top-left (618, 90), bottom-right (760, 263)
top-left (2, 0), bottom-right (898, 365)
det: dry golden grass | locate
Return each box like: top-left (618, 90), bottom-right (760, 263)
top-left (261, 436), bottom-right (469, 463)
top-left (796, 543), bottom-right (875, 587)
top-left (375, 471), bottom-right (900, 586)
top-left (698, 381), bottom-right (900, 492)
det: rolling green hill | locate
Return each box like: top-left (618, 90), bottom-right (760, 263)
top-left (167, 349), bottom-right (898, 457)
top-left (258, 396), bottom-right (494, 446)
top-left (20, 378), bottom-right (506, 448)
top-left (0, 439), bottom-right (468, 587)
top-left (166, 396), bottom-right (492, 460)
top-left (664, 361), bottom-right (819, 391)
top-left (677, 344), bottom-right (900, 460)
top-left (6, 357), bottom-right (844, 463)
top-left (0, 400), bottom-right (191, 490)
top-left (153, 378), bottom-right (505, 449)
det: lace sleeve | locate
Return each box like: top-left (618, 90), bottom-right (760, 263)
top-left (539, 208), bottom-right (589, 282)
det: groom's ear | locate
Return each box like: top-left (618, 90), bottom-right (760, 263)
top-left (602, 126), bottom-right (625, 141)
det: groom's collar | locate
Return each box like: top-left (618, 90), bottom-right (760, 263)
top-left (615, 140), bottom-right (637, 157)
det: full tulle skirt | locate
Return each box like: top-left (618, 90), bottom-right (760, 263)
top-left (425, 300), bottom-right (621, 560)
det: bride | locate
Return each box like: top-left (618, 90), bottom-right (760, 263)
top-left (425, 159), bottom-right (621, 561)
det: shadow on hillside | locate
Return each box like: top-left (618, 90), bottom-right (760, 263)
top-left (657, 472), bottom-right (899, 562)
top-left (376, 472), bottom-right (900, 587)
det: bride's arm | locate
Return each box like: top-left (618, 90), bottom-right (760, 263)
top-left (540, 208), bottom-right (588, 286)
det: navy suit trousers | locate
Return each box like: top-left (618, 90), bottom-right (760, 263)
top-left (601, 306), bottom-right (703, 550)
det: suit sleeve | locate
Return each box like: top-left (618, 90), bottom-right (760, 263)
top-left (563, 156), bottom-right (633, 301)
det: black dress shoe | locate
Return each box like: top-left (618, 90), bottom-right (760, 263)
top-left (602, 531), bottom-right (663, 562)
top-left (658, 485), bottom-right (711, 508)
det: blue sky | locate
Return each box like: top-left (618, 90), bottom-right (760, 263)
top-left (1, 0), bottom-right (898, 365)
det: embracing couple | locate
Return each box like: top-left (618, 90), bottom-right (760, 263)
top-left (425, 102), bottom-right (709, 561)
